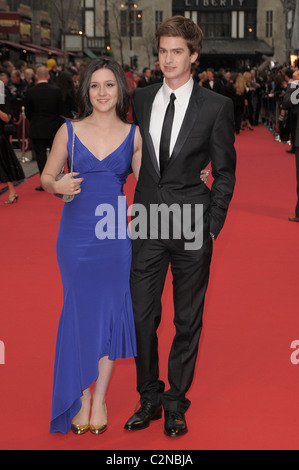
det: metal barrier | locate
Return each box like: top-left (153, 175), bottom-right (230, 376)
top-left (13, 106), bottom-right (31, 162)
top-left (260, 90), bottom-right (293, 146)
top-left (261, 94), bottom-right (276, 132)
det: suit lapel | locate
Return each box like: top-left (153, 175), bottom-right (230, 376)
top-left (142, 81), bottom-right (206, 177)
top-left (165, 82), bottom-right (205, 173)
top-left (143, 84), bottom-right (162, 177)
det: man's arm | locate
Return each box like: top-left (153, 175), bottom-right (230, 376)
top-left (209, 98), bottom-right (236, 238)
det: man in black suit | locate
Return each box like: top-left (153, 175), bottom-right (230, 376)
top-left (285, 69), bottom-right (298, 155)
top-left (137, 67), bottom-right (152, 88)
top-left (283, 69), bottom-right (299, 222)
top-left (203, 68), bottom-right (225, 95)
top-left (25, 65), bottom-right (63, 191)
top-left (124, 16), bottom-right (236, 437)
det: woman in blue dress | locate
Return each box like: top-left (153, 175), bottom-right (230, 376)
top-left (41, 58), bottom-right (142, 435)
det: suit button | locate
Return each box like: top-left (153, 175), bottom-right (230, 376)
top-left (158, 184), bottom-right (163, 189)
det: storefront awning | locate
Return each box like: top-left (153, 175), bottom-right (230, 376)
top-left (202, 39), bottom-right (274, 57)
top-left (22, 42), bottom-right (63, 57)
top-left (48, 45), bottom-right (77, 58)
top-left (84, 48), bottom-right (97, 59)
top-left (0, 39), bottom-right (46, 55)
top-left (23, 43), bottom-right (77, 58)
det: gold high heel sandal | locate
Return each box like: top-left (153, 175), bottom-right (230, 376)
top-left (5, 194), bottom-right (18, 204)
top-left (71, 423), bottom-right (90, 436)
top-left (89, 423), bottom-right (108, 435)
top-left (89, 403), bottom-right (108, 435)
top-left (71, 392), bottom-right (91, 435)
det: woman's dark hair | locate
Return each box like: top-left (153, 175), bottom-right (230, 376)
top-left (56, 71), bottom-right (75, 102)
top-left (75, 57), bottom-right (130, 123)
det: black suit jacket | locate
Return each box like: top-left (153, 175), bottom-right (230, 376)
top-left (138, 76), bottom-right (151, 88)
top-left (25, 82), bottom-right (64, 140)
top-left (203, 78), bottom-right (224, 95)
top-left (132, 80), bottom-right (236, 239)
top-left (283, 82), bottom-right (299, 147)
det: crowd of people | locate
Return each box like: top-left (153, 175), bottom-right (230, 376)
top-left (0, 57), bottom-right (82, 201)
top-left (0, 54), bottom-right (298, 204)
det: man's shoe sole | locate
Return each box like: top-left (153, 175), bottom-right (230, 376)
top-left (124, 421), bottom-right (150, 431)
top-left (164, 427), bottom-right (188, 437)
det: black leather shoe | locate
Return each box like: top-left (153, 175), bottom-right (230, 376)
top-left (164, 411), bottom-right (188, 437)
top-left (124, 401), bottom-right (162, 431)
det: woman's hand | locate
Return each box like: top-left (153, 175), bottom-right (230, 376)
top-left (200, 170), bottom-right (210, 185)
top-left (54, 172), bottom-right (84, 196)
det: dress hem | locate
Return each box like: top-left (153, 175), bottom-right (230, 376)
top-left (50, 350), bottom-right (136, 434)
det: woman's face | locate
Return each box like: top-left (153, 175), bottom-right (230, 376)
top-left (89, 68), bottom-right (119, 115)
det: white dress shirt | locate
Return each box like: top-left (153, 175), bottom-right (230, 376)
top-left (149, 76), bottom-right (194, 167)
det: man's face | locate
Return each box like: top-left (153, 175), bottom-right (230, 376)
top-left (11, 73), bottom-right (20, 84)
top-left (158, 36), bottom-right (198, 89)
top-left (207, 70), bottom-right (214, 81)
top-left (6, 62), bottom-right (14, 73)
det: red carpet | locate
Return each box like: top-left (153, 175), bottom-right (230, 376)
top-left (1, 125), bottom-right (299, 450)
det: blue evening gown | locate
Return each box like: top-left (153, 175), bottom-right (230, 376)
top-left (50, 120), bottom-right (137, 434)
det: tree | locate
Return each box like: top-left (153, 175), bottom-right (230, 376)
top-left (98, 1), bottom-right (154, 68)
top-left (45, 0), bottom-right (82, 67)
top-left (140, 16), bottom-right (155, 69)
top-left (98, 0), bottom-right (125, 65)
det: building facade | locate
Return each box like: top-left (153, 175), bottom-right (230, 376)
top-left (85, 0), bottom-right (172, 71)
top-left (0, 0), bottom-right (81, 65)
top-left (257, 0), bottom-right (297, 67)
top-left (172, 0), bottom-right (274, 70)
top-left (1, 1), bottom-right (298, 72)
top-left (79, 0), bottom-right (299, 72)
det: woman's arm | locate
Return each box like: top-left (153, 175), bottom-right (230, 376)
top-left (131, 126), bottom-right (142, 181)
top-left (41, 123), bottom-right (84, 195)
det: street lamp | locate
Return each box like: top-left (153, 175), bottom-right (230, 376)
top-left (104, 0), bottom-right (111, 53)
top-left (121, 1), bottom-right (138, 68)
top-left (281, 0), bottom-right (296, 63)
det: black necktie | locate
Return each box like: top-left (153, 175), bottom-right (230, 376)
top-left (159, 93), bottom-right (176, 175)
